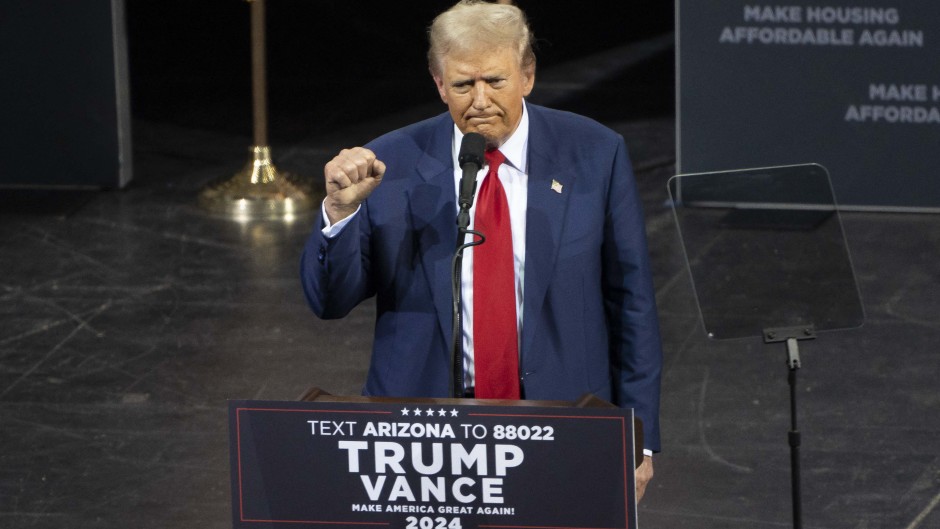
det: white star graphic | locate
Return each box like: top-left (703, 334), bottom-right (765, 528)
top-left (401, 407), bottom-right (410, 416)
top-left (450, 409), bottom-right (459, 417)
top-left (438, 409), bottom-right (447, 417)
top-left (426, 408), bottom-right (435, 416)
top-left (414, 408), bottom-right (423, 416)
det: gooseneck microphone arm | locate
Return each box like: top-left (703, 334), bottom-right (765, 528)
top-left (451, 133), bottom-right (486, 398)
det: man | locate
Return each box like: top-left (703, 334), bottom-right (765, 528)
top-left (301, 0), bottom-right (662, 500)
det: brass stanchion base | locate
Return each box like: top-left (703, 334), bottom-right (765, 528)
top-left (198, 146), bottom-right (320, 221)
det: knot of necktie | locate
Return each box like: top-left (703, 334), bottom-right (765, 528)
top-left (485, 148), bottom-right (506, 169)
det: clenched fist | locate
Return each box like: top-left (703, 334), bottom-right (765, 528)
top-left (323, 147), bottom-right (386, 224)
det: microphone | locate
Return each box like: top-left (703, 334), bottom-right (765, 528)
top-left (457, 133), bottom-right (486, 229)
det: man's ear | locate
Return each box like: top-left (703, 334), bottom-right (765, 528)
top-left (431, 71), bottom-right (448, 104)
top-left (522, 65), bottom-right (536, 98)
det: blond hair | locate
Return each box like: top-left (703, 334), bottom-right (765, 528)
top-left (428, 0), bottom-right (536, 77)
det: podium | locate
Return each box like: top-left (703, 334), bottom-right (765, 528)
top-left (230, 389), bottom-right (643, 529)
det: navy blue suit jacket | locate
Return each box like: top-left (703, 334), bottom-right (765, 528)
top-left (301, 103), bottom-right (663, 451)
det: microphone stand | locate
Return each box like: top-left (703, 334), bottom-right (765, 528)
top-left (451, 211), bottom-right (484, 398)
top-left (450, 132), bottom-right (485, 398)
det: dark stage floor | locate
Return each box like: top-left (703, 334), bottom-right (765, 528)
top-left (2, 17), bottom-right (940, 529)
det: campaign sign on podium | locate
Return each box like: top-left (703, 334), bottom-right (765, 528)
top-left (229, 399), bottom-right (637, 529)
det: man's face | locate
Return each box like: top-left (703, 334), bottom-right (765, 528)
top-left (433, 46), bottom-right (535, 148)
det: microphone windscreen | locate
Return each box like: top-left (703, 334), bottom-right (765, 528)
top-left (458, 133), bottom-right (486, 168)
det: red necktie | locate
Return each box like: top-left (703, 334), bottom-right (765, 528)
top-left (473, 149), bottom-right (520, 399)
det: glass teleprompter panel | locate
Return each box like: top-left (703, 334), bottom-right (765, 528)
top-left (668, 164), bottom-right (864, 340)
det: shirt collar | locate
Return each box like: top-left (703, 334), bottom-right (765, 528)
top-left (452, 101), bottom-right (529, 173)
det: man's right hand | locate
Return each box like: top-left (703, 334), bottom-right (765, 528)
top-left (323, 147), bottom-right (386, 224)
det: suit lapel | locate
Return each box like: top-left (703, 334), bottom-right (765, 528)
top-left (407, 116), bottom-right (457, 344)
top-left (521, 105), bottom-right (574, 358)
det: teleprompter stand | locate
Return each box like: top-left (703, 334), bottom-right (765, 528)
top-left (668, 164), bottom-right (864, 529)
top-left (763, 325), bottom-right (817, 529)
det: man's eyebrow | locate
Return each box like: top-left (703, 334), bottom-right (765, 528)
top-left (450, 75), bottom-right (505, 87)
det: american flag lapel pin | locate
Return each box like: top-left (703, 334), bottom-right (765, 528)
top-left (551, 179), bottom-right (563, 194)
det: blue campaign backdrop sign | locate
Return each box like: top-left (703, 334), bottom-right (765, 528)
top-left (229, 400), bottom-right (637, 529)
top-left (677, 1), bottom-right (940, 210)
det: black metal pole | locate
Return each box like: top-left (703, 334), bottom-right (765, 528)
top-left (787, 339), bottom-right (803, 529)
top-left (451, 227), bottom-right (484, 398)
top-left (451, 239), bottom-right (466, 398)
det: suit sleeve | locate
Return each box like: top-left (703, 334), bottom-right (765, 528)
top-left (300, 202), bottom-right (375, 319)
top-left (603, 137), bottom-right (664, 453)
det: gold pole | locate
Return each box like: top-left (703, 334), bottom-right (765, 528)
top-left (199, 0), bottom-right (318, 221)
top-left (251, 0), bottom-right (268, 150)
